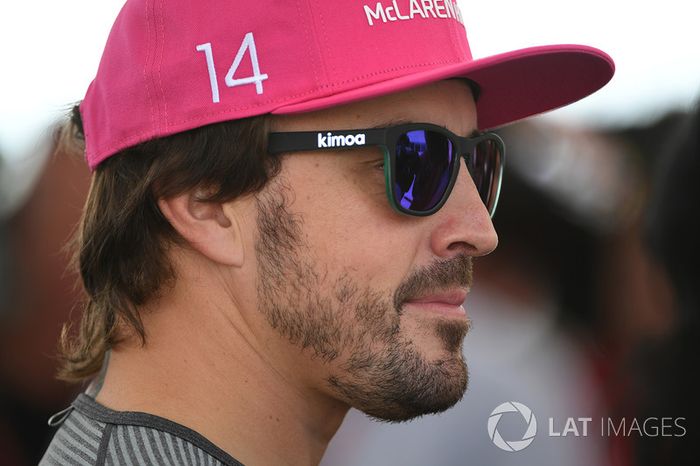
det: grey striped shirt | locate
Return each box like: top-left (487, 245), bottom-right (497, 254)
top-left (40, 393), bottom-right (244, 465)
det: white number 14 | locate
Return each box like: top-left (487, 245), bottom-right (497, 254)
top-left (196, 32), bottom-right (269, 104)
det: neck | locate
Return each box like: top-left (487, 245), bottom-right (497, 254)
top-left (94, 273), bottom-right (348, 466)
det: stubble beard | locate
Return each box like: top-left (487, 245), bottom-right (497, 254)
top-left (254, 181), bottom-right (471, 422)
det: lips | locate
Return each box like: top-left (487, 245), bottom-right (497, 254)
top-left (405, 289), bottom-right (468, 307)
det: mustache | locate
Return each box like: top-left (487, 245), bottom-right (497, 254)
top-left (393, 254), bottom-right (473, 311)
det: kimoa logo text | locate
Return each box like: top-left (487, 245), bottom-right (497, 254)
top-left (317, 133), bottom-right (366, 148)
top-left (363, 0), bottom-right (464, 27)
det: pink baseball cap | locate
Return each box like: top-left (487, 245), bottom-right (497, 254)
top-left (81, 0), bottom-right (614, 170)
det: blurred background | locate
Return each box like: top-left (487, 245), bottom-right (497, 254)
top-left (1, 1), bottom-right (698, 465)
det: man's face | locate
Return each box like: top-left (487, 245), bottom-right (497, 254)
top-left (249, 80), bottom-right (497, 422)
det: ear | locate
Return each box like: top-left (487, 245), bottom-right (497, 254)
top-left (157, 190), bottom-right (245, 267)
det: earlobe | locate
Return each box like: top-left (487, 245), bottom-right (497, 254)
top-left (157, 192), bottom-right (245, 267)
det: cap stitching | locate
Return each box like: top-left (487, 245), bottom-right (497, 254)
top-left (456, 21), bottom-right (470, 58)
top-left (143, 0), bottom-right (157, 132)
top-left (446, 12), bottom-right (465, 60)
top-left (298, 0), bottom-right (325, 87)
top-left (149, 0), bottom-right (162, 130)
top-left (314, 1), bottom-right (332, 82)
top-left (156, 0), bottom-right (168, 127)
top-left (89, 57), bottom-right (464, 162)
top-left (152, 56), bottom-right (463, 124)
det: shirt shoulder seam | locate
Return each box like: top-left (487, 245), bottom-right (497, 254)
top-left (72, 393), bottom-right (244, 466)
top-left (95, 422), bottom-right (113, 466)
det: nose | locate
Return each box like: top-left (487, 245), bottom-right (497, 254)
top-left (429, 164), bottom-right (499, 258)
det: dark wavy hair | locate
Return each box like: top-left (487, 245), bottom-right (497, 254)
top-left (57, 107), bottom-right (278, 382)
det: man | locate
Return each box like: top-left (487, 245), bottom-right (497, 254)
top-left (40, 0), bottom-right (614, 464)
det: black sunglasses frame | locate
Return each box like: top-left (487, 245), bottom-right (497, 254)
top-left (267, 123), bottom-right (505, 217)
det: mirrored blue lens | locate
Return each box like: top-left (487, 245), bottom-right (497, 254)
top-left (393, 130), bottom-right (454, 211)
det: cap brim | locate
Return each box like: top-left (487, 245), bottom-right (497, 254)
top-left (272, 44), bottom-right (614, 130)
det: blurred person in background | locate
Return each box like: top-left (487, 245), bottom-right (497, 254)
top-left (0, 130), bottom-right (91, 465)
top-left (632, 104), bottom-right (699, 465)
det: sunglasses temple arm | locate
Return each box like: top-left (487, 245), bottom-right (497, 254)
top-left (268, 128), bottom-right (387, 154)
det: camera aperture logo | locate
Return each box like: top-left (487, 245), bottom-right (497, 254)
top-left (488, 401), bottom-right (537, 452)
top-left (488, 401), bottom-right (687, 453)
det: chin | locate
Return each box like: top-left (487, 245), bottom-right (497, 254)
top-left (413, 317), bottom-right (471, 358)
top-left (327, 337), bottom-right (469, 423)
top-left (373, 357), bottom-right (469, 423)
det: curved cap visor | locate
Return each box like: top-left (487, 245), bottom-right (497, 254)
top-left (80, 0), bottom-right (615, 169)
top-left (273, 44), bottom-right (615, 130)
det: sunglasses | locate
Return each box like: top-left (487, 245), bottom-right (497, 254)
top-left (267, 122), bottom-right (505, 217)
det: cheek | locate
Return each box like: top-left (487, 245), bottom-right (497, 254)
top-left (284, 156), bottom-right (419, 286)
